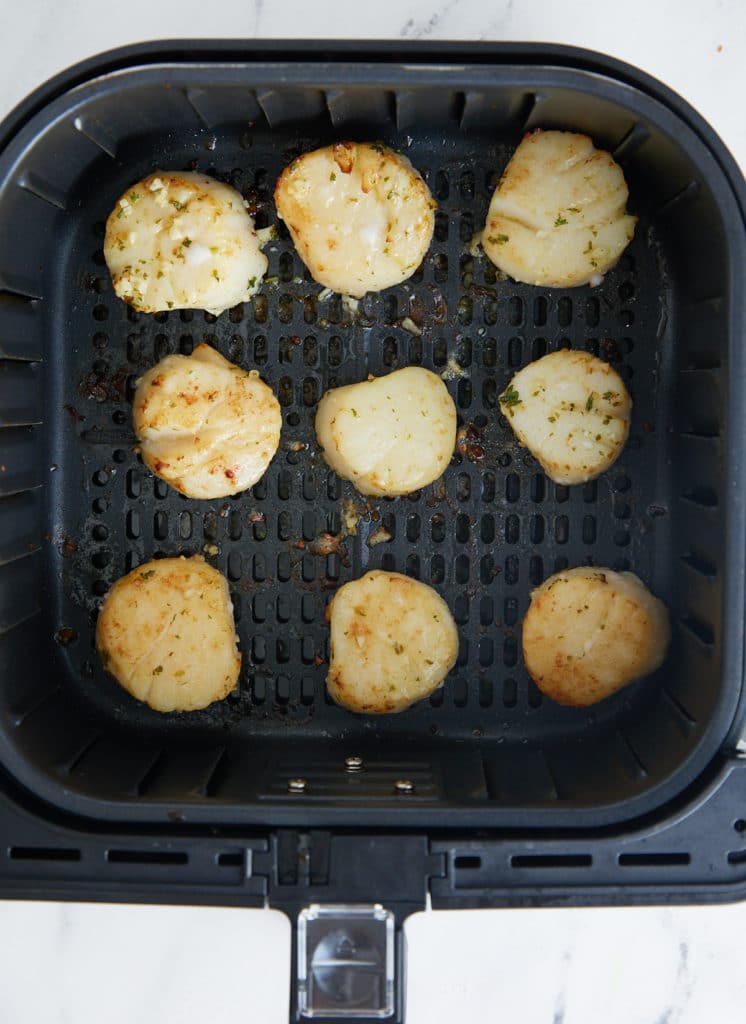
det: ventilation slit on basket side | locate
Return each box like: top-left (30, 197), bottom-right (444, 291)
top-left (616, 730), bottom-right (649, 779)
top-left (661, 688), bottom-right (696, 730)
top-left (12, 685), bottom-right (61, 727)
top-left (655, 180), bottom-right (700, 218)
top-left (681, 486), bottom-right (718, 508)
top-left (679, 614), bottom-right (715, 646)
top-left (681, 551), bottom-right (716, 578)
top-left (62, 734), bottom-right (101, 775)
top-left (204, 749), bottom-right (231, 798)
top-left (515, 92), bottom-right (540, 133)
top-left (17, 174), bottom-right (66, 211)
top-left (136, 749), bottom-right (168, 796)
top-left (612, 122), bottom-right (651, 163)
top-left (183, 89), bottom-right (211, 129)
top-left (72, 116), bottom-right (117, 159)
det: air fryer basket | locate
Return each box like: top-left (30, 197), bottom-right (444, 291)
top-left (0, 43), bottom-right (744, 832)
top-left (1, 44), bottom-right (746, 1020)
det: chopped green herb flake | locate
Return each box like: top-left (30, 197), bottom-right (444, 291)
top-left (329, 171), bottom-right (336, 182)
top-left (129, 192), bottom-right (140, 203)
top-left (487, 233), bottom-right (510, 245)
top-left (153, 665), bottom-right (163, 675)
top-left (182, 237), bottom-right (192, 247)
top-left (555, 215), bottom-right (568, 227)
top-left (586, 394), bottom-right (594, 412)
top-left (139, 569), bottom-right (156, 580)
top-left (499, 384), bottom-right (522, 408)
top-left (350, 408), bottom-right (358, 417)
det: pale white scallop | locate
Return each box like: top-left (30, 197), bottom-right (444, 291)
top-left (104, 171), bottom-right (267, 315)
top-left (499, 349), bottom-right (631, 485)
top-left (483, 130), bottom-right (636, 288)
top-left (275, 142), bottom-right (436, 296)
top-left (315, 366), bottom-right (457, 497)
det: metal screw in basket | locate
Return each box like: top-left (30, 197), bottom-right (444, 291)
top-left (394, 779), bottom-right (415, 794)
top-left (288, 778), bottom-right (307, 794)
top-left (345, 756), bottom-right (364, 772)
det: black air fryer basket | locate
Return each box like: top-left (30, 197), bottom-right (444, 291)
top-left (0, 40), bottom-right (745, 1022)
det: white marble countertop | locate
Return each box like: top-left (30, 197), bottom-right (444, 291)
top-left (0, 1), bottom-right (744, 1021)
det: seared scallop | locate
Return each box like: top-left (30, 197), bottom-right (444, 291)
top-left (104, 171), bottom-right (267, 315)
top-left (134, 343), bottom-right (281, 499)
top-left (483, 130), bottom-right (636, 288)
top-left (274, 142), bottom-right (436, 296)
top-left (96, 556), bottom-right (241, 712)
top-left (315, 367), bottom-right (457, 497)
top-left (326, 570), bottom-right (458, 713)
top-left (499, 349), bottom-right (631, 485)
top-left (522, 567), bottom-right (670, 707)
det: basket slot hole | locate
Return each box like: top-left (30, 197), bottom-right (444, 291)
top-left (217, 851), bottom-right (244, 867)
top-left (454, 554), bottom-right (470, 584)
top-left (453, 594), bottom-right (469, 625)
top-left (503, 678), bottom-right (517, 708)
top-left (618, 853), bottom-right (690, 867)
top-left (481, 472), bottom-right (495, 502)
top-left (9, 847), bottom-right (80, 862)
top-left (529, 556), bottom-right (543, 586)
top-left (511, 854), bottom-right (591, 868)
top-left (107, 850), bottom-right (188, 865)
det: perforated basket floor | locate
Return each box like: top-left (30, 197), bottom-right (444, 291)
top-left (46, 124), bottom-right (671, 772)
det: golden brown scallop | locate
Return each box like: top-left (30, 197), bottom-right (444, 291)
top-left (95, 556), bottom-right (241, 712)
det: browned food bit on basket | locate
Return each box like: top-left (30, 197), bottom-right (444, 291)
top-left (498, 350), bottom-right (631, 485)
top-left (482, 130), bottom-right (636, 288)
top-left (274, 142), bottom-right (436, 296)
top-left (133, 342), bottom-right (281, 499)
top-left (456, 423), bottom-right (486, 462)
top-left (104, 171), bottom-right (268, 315)
top-left (522, 567), bottom-right (670, 707)
top-left (326, 571), bottom-right (458, 713)
top-left (95, 556), bottom-right (241, 712)
top-left (315, 367), bottom-right (457, 497)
